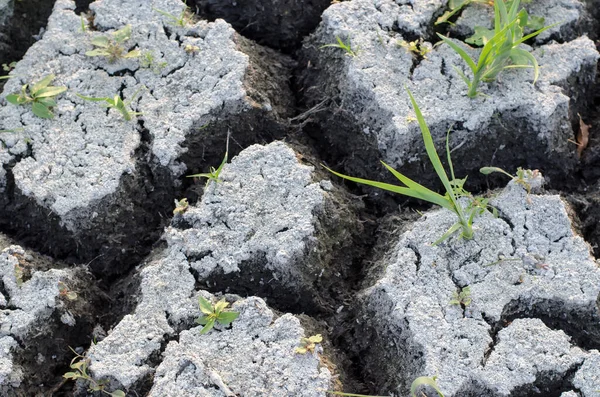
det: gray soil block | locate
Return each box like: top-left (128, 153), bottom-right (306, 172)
top-left (85, 141), bottom-right (360, 392)
top-left (299, 0), bottom-right (599, 191)
top-left (354, 174), bottom-right (600, 396)
top-left (147, 297), bottom-right (332, 397)
top-left (0, 0), bottom-right (294, 276)
top-left (0, 242), bottom-right (99, 396)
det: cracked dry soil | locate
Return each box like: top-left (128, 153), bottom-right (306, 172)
top-left (0, 0), bottom-right (600, 396)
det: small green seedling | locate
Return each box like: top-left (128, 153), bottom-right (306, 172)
top-left (398, 39), bottom-right (431, 58)
top-left (187, 133), bottom-right (229, 186)
top-left (153, 3), bottom-right (194, 27)
top-left (320, 36), bottom-right (358, 57)
top-left (450, 286), bottom-right (472, 306)
top-left (184, 44), bottom-right (200, 55)
top-left (2, 62), bottom-right (16, 72)
top-left (6, 74), bottom-right (67, 119)
top-left (325, 90), bottom-right (490, 245)
top-left (86, 24), bottom-right (141, 63)
top-left (14, 263), bottom-right (24, 287)
top-left (411, 376), bottom-right (445, 397)
top-left (77, 86), bottom-right (145, 121)
top-left (173, 198), bottom-right (189, 215)
top-left (437, 0), bottom-right (555, 97)
top-left (64, 348), bottom-right (125, 397)
top-left (480, 166), bottom-right (538, 193)
top-left (195, 296), bottom-right (239, 335)
top-left (295, 334), bottom-right (323, 354)
top-left (58, 281), bottom-right (78, 301)
top-left (140, 51), bottom-right (168, 74)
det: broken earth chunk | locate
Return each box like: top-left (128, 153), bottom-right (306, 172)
top-left (354, 175), bottom-right (600, 396)
top-left (0, 0), bottom-right (293, 277)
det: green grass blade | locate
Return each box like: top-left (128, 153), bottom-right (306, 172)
top-left (496, 0), bottom-right (509, 26)
top-left (76, 93), bottom-right (109, 102)
top-left (445, 128), bottom-right (456, 182)
top-left (379, 161), bottom-right (448, 202)
top-left (507, 0), bottom-right (520, 21)
top-left (406, 89), bottom-right (455, 199)
top-left (436, 34), bottom-right (476, 73)
top-left (516, 22), bottom-right (560, 45)
top-left (411, 376), bottom-right (445, 397)
top-left (324, 165), bottom-right (454, 210)
top-left (509, 47), bottom-right (539, 82)
top-left (432, 222), bottom-right (463, 245)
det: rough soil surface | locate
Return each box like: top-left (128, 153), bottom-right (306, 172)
top-left (0, 0), bottom-right (599, 396)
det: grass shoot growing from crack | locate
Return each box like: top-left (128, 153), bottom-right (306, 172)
top-left (437, 0), bottom-right (555, 97)
top-left (325, 90), bottom-right (491, 245)
top-left (195, 296), bottom-right (239, 335)
top-left (77, 86), bottom-right (145, 121)
top-left (398, 39), bottom-right (431, 58)
top-left (173, 198), bottom-right (189, 215)
top-left (6, 74), bottom-right (67, 119)
top-left (411, 376), bottom-right (445, 397)
top-left (140, 50), bottom-right (168, 74)
top-left (187, 132), bottom-right (230, 186)
top-left (153, 3), bottom-right (194, 27)
top-left (295, 334), bottom-right (322, 354)
top-left (64, 348), bottom-right (125, 397)
top-left (320, 36), bottom-right (358, 57)
top-left (86, 24), bottom-right (141, 63)
top-left (450, 286), bottom-right (472, 306)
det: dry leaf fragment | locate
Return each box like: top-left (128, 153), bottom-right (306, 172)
top-left (577, 113), bottom-right (590, 157)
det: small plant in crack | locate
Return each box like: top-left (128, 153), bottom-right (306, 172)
top-left (14, 263), bottom-right (24, 287)
top-left (153, 3), bottom-right (194, 27)
top-left (480, 166), bottom-right (538, 194)
top-left (449, 286), bottom-right (472, 307)
top-left (77, 85), bottom-right (145, 121)
top-left (5, 74), bottom-right (67, 119)
top-left (187, 132), bottom-right (230, 187)
top-left (2, 62), bottom-right (16, 72)
top-left (63, 348), bottom-right (125, 396)
top-left (173, 198), bottom-right (189, 215)
top-left (295, 334), bottom-right (322, 354)
top-left (436, 0), bottom-right (542, 29)
top-left (184, 44), bottom-right (200, 55)
top-left (398, 39), bottom-right (431, 58)
top-left (325, 90), bottom-right (492, 245)
top-left (140, 50), bottom-right (168, 74)
top-left (58, 281), bottom-right (78, 301)
top-left (411, 376), bottom-right (445, 397)
top-left (86, 24), bottom-right (141, 64)
top-left (437, 0), bottom-right (555, 97)
top-left (320, 36), bottom-right (358, 57)
top-left (195, 296), bottom-right (239, 335)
